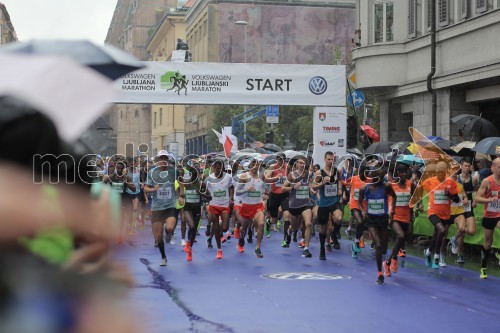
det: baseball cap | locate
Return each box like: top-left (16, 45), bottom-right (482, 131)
top-left (156, 150), bottom-right (169, 158)
top-left (436, 161), bottom-right (447, 172)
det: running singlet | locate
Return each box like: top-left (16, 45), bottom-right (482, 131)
top-left (450, 181), bottom-right (466, 215)
top-left (184, 180), bottom-right (201, 204)
top-left (348, 175), bottom-right (367, 211)
top-left (341, 167), bottom-right (354, 193)
top-left (126, 170), bottom-right (141, 195)
top-left (206, 172), bottom-right (233, 207)
top-left (232, 172), bottom-right (244, 205)
top-left (458, 174), bottom-right (474, 212)
top-left (270, 165), bottom-right (288, 194)
top-left (483, 176), bottom-right (500, 218)
top-left (146, 167), bottom-right (177, 211)
top-left (240, 175), bottom-right (266, 205)
top-left (289, 171), bottom-right (312, 209)
top-left (317, 168), bottom-right (340, 207)
top-left (364, 184), bottom-right (388, 216)
top-left (392, 180), bottom-right (412, 222)
top-left (422, 177), bottom-right (458, 220)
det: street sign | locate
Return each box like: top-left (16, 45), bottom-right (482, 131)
top-left (347, 69), bottom-right (356, 88)
top-left (347, 90), bottom-right (365, 107)
top-left (266, 105), bottom-right (279, 123)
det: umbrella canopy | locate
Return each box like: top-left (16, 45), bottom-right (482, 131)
top-left (451, 141), bottom-right (476, 153)
top-left (451, 114), bottom-right (478, 127)
top-left (0, 39), bottom-right (144, 80)
top-left (261, 143), bottom-right (282, 152)
top-left (0, 53), bottom-right (115, 142)
top-left (463, 117), bottom-right (499, 138)
top-left (472, 137), bottom-right (500, 155)
top-left (396, 154), bottom-right (424, 165)
top-left (364, 141), bottom-right (394, 154)
top-left (391, 141), bottom-right (411, 153)
top-left (360, 125), bottom-right (380, 142)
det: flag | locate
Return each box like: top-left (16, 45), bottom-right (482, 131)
top-left (223, 135), bottom-right (233, 158)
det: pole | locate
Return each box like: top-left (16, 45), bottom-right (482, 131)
top-left (244, 25), bottom-right (247, 63)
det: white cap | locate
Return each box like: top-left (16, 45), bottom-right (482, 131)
top-left (157, 150), bottom-right (169, 158)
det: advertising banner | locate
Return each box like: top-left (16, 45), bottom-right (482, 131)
top-left (113, 62), bottom-right (345, 106)
top-left (312, 107), bottom-right (347, 165)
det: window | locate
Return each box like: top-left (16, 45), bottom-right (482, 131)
top-left (476, 0), bottom-right (487, 13)
top-left (160, 108), bottom-right (163, 125)
top-left (374, 2), bottom-right (394, 43)
top-left (408, 0), bottom-right (417, 38)
top-left (154, 112), bottom-right (157, 128)
top-left (120, 110), bottom-right (123, 118)
top-left (135, 109), bottom-right (139, 117)
top-left (438, 0), bottom-right (450, 27)
top-left (427, 0), bottom-right (433, 31)
top-left (461, 0), bottom-right (469, 19)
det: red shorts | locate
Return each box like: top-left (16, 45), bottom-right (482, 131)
top-left (240, 203), bottom-right (265, 220)
top-left (233, 204), bottom-right (242, 213)
top-left (208, 205), bottom-right (230, 216)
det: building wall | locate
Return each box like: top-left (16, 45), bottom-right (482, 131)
top-left (0, 3), bottom-right (18, 45)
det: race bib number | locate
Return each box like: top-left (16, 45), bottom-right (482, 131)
top-left (214, 190), bottom-right (227, 198)
top-left (157, 187), bottom-right (172, 200)
top-left (111, 182), bottom-right (124, 193)
top-left (433, 190), bottom-right (449, 205)
top-left (185, 189), bottom-right (200, 203)
top-left (463, 201), bottom-right (472, 212)
top-left (353, 189), bottom-right (360, 201)
top-left (367, 199), bottom-right (385, 215)
top-left (296, 186), bottom-right (309, 199)
top-left (324, 184), bottom-right (337, 197)
top-left (487, 191), bottom-right (500, 213)
top-left (248, 190), bottom-right (262, 198)
top-left (275, 176), bottom-right (285, 188)
top-left (395, 192), bottom-right (410, 207)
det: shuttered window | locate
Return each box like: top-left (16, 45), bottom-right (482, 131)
top-left (461, 0), bottom-right (468, 19)
top-left (438, 0), bottom-right (449, 27)
top-left (427, 0), bottom-right (432, 32)
top-left (476, 0), bottom-right (487, 13)
top-left (408, 0), bottom-right (417, 38)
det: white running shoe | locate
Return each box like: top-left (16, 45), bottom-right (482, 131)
top-left (160, 258), bottom-right (167, 266)
top-left (181, 239), bottom-right (186, 246)
top-left (439, 253), bottom-right (447, 267)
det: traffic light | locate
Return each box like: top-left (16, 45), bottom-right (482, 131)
top-left (265, 131), bottom-right (274, 143)
top-left (347, 116), bottom-right (357, 148)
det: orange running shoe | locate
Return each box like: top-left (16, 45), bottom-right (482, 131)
top-left (237, 243), bottom-right (245, 253)
top-left (298, 241), bottom-right (305, 248)
top-left (390, 258), bottom-right (398, 273)
top-left (234, 227), bottom-right (241, 239)
top-left (216, 250), bottom-right (223, 259)
top-left (398, 249), bottom-right (406, 258)
top-left (359, 237), bottom-right (365, 248)
top-left (383, 261), bottom-right (392, 277)
top-left (187, 248), bottom-right (192, 261)
top-left (184, 241), bottom-right (191, 253)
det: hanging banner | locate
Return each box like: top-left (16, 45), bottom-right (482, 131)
top-left (312, 107), bottom-right (347, 165)
top-left (113, 62), bottom-right (345, 106)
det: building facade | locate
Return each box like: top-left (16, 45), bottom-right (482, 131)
top-left (353, 0), bottom-right (500, 142)
top-left (0, 2), bottom-right (18, 45)
top-left (184, 0), bottom-right (356, 155)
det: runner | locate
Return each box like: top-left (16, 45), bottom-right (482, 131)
top-left (205, 157), bottom-right (234, 259)
top-left (236, 157), bottom-right (267, 258)
top-left (144, 150), bottom-right (182, 266)
top-left (341, 157), bottom-right (355, 239)
top-left (383, 164), bottom-right (415, 276)
top-left (281, 156), bottom-right (313, 258)
top-left (349, 165), bottom-right (369, 258)
top-left (472, 157), bottom-right (500, 279)
top-left (358, 166), bottom-right (396, 284)
top-left (311, 151), bottom-right (343, 260)
top-left (417, 161), bottom-right (459, 270)
top-left (264, 153), bottom-right (290, 244)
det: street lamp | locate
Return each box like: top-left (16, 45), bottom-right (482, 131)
top-left (235, 20), bottom-right (248, 63)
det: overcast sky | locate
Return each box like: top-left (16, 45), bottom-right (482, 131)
top-left (2, 0), bottom-right (118, 44)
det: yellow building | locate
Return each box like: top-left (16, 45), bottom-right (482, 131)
top-left (146, 7), bottom-right (188, 156)
top-left (0, 3), bottom-right (18, 45)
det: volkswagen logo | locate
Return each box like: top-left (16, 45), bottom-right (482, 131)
top-left (309, 76), bottom-right (327, 95)
top-left (261, 272), bottom-right (351, 280)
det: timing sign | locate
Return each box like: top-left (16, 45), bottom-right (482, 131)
top-left (266, 105), bottom-right (279, 123)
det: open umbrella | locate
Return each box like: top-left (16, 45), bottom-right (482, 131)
top-left (360, 125), bottom-right (380, 142)
top-left (261, 143), bottom-right (282, 152)
top-left (451, 141), bottom-right (476, 154)
top-left (463, 117), bottom-right (499, 138)
top-left (472, 137), bottom-right (500, 155)
top-left (451, 114), bottom-right (478, 127)
top-left (364, 141), bottom-right (394, 154)
top-left (396, 154), bottom-right (424, 165)
top-left (0, 53), bottom-right (115, 142)
top-left (0, 39), bottom-right (144, 80)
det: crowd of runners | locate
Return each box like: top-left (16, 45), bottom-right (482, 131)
top-left (100, 150), bottom-right (500, 284)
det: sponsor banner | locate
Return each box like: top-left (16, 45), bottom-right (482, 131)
top-left (113, 62), bottom-right (345, 106)
top-left (313, 107), bottom-right (347, 165)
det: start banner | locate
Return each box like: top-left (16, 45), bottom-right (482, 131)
top-left (312, 107), bottom-right (347, 165)
top-left (113, 62), bottom-right (345, 106)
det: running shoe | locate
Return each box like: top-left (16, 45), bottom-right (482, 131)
top-left (398, 249), bottom-right (406, 258)
top-left (186, 249), bottom-right (192, 261)
top-left (345, 227), bottom-right (353, 240)
top-left (216, 250), bottom-right (223, 259)
top-left (480, 267), bottom-right (488, 279)
top-left (332, 239), bottom-right (340, 250)
top-left (221, 236), bottom-right (227, 243)
top-left (456, 255), bottom-right (465, 264)
top-left (255, 247), bottom-right (263, 258)
top-left (351, 244), bottom-right (358, 259)
top-left (449, 236), bottom-right (458, 255)
top-left (234, 227), bottom-right (241, 239)
top-left (326, 243), bottom-right (332, 252)
top-left (439, 254), bottom-right (447, 267)
top-left (376, 275), bottom-right (384, 285)
top-left (160, 258), bottom-right (167, 266)
top-left (359, 238), bottom-right (365, 248)
top-left (264, 219), bottom-right (271, 238)
top-left (281, 240), bottom-right (290, 248)
top-left (353, 243), bottom-right (362, 253)
top-left (298, 241), bottom-right (305, 248)
top-left (432, 256), bottom-right (440, 269)
top-left (390, 259), bottom-right (398, 273)
top-left (226, 232), bottom-right (232, 240)
top-left (170, 238), bottom-right (176, 245)
top-left (181, 239), bottom-right (186, 247)
top-left (319, 248), bottom-right (326, 260)
top-left (237, 238), bottom-right (245, 253)
top-left (277, 219), bottom-right (282, 230)
top-left (207, 238), bottom-right (213, 248)
top-left (424, 249), bottom-right (432, 268)
top-left (165, 231), bottom-right (172, 244)
top-left (383, 261), bottom-right (391, 277)
top-left (184, 241), bottom-right (190, 253)
top-left (370, 242), bottom-right (375, 250)
top-left (302, 249), bottom-right (312, 258)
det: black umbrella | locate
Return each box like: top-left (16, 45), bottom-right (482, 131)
top-left (471, 137), bottom-right (500, 155)
top-left (262, 143), bottom-right (282, 152)
top-left (364, 141), bottom-right (394, 154)
top-left (463, 117), bottom-right (499, 138)
top-left (451, 114), bottom-right (478, 127)
top-left (0, 39), bottom-right (144, 80)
